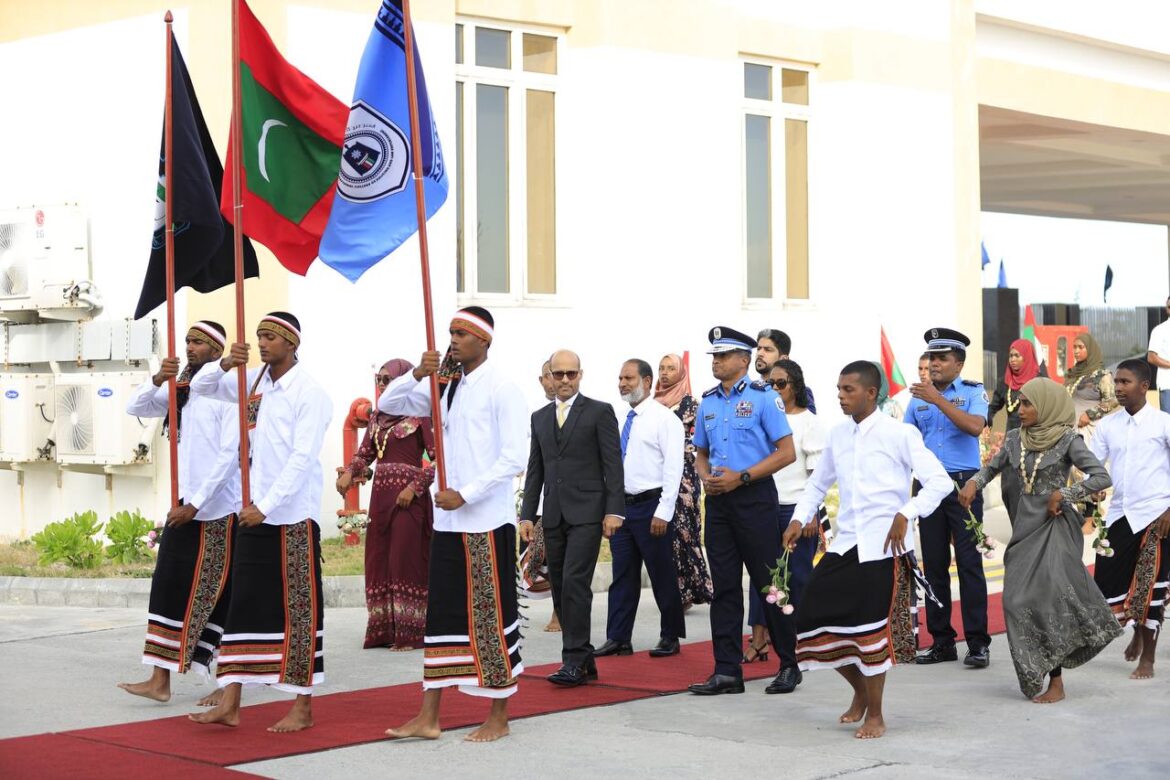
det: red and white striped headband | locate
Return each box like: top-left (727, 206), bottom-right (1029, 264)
top-left (187, 321), bottom-right (226, 349)
top-left (451, 310), bottom-right (493, 342)
top-left (257, 315), bottom-right (301, 348)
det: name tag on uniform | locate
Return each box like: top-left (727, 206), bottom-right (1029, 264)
top-left (735, 401), bottom-right (753, 417)
top-left (704, 413), bottom-right (715, 421)
top-left (916, 405), bottom-right (929, 413)
top-left (952, 398), bottom-right (967, 408)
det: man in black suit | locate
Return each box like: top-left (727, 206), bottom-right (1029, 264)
top-left (520, 350), bottom-right (625, 686)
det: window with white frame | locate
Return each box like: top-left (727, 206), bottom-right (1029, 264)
top-left (742, 60), bottom-right (811, 301)
top-left (455, 21), bottom-right (559, 299)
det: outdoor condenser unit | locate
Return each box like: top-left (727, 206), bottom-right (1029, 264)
top-left (54, 371), bottom-right (152, 466)
top-left (0, 372), bottom-right (55, 462)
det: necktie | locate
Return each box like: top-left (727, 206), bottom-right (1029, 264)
top-left (621, 409), bottom-right (636, 460)
top-left (557, 402), bottom-right (568, 428)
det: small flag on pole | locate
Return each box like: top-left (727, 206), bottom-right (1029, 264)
top-left (981, 242), bottom-right (990, 269)
top-left (1104, 264), bottom-right (1114, 302)
top-left (1022, 304), bottom-right (1047, 376)
top-left (880, 327), bottom-right (907, 396)
top-left (135, 38), bottom-right (258, 319)
top-left (997, 259), bottom-right (1008, 288)
top-left (319, 0), bottom-right (449, 282)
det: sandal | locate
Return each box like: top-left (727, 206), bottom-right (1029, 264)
top-left (742, 639), bottom-right (770, 664)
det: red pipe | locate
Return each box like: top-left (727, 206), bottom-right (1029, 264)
top-left (338, 397), bottom-right (372, 545)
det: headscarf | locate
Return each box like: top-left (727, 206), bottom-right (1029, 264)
top-left (1019, 377), bottom-right (1075, 452)
top-left (654, 353), bottom-right (692, 409)
top-left (1063, 332), bottom-right (1102, 385)
top-left (374, 358), bottom-right (417, 425)
top-left (869, 361), bottom-right (890, 407)
top-left (1004, 338), bottom-right (1041, 391)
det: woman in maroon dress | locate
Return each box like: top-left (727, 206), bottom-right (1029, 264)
top-left (336, 359), bottom-right (435, 649)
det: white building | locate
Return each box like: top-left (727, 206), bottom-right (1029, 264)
top-left (1, 0), bottom-right (1168, 538)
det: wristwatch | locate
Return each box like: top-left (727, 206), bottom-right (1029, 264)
top-left (740, 470), bottom-right (752, 485)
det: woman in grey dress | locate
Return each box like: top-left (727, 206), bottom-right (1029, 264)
top-left (959, 377), bottom-right (1121, 703)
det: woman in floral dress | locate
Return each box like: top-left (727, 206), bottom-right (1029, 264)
top-left (656, 354), bottom-right (713, 608)
top-left (336, 359), bottom-right (435, 649)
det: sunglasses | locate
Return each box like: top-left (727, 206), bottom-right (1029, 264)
top-left (767, 379), bottom-right (790, 389)
top-left (550, 370), bottom-right (580, 381)
top-left (375, 375), bottom-right (391, 385)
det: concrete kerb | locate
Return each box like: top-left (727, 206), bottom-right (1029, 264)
top-left (0, 563), bottom-right (637, 608)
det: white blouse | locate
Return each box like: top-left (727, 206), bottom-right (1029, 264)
top-left (772, 409), bottom-right (828, 505)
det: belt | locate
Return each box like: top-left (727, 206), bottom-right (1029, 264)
top-left (624, 488), bottom-right (662, 505)
top-left (947, 469), bottom-right (978, 480)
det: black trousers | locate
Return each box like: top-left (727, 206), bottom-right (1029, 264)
top-left (919, 470), bottom-right (990, 649)
top-left (606, 496), bottom-right (686, 643)
top-left (705, 479), bottom-right (794, 677)
top-left (544, 518), bottom-right (603, 667)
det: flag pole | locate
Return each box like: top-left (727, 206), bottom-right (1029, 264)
top-left (230, 0), bottom-right (252, 503)
top-left (163, 11), bottom-right (180, 509)
top-left (401, 0), bottom-right (447, 491)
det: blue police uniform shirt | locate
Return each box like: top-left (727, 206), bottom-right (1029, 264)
top-left (693, 375), bottom-right (793, 472)
top-left (904, 378), bottom-right (988, 472)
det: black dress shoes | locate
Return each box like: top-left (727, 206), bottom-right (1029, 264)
top-left (547, 662), bottom-right (599, 687)
top-left (649, 638), bottom-right (680, 657)
top-left (764, 665), bottom-right (802, 694)
top-left (593, 639), bottom-right (634, 657)
top-left (915, 643), bottom-right (958, 664)
top-left (687, 674), bottom-right (745, 695)
top-left (964, 645), bottom-right (990, 668)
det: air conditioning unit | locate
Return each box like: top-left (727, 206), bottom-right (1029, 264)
top-left (0, 205), bottom-right (101, 322)
top-left (54, 371), bottom-right (153, 466)
top-left (0, 372), bottom-right (55, 462)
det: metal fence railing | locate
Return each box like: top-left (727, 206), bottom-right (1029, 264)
top-left (1078, 306), bottom-right (1149, 364)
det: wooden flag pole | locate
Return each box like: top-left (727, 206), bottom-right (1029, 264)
top-left (163, 11), bottom-right (180, 509)
top-left (401, 0), bottom-right (447, 491)
top-left (230, 0), bottom-right (252, 503)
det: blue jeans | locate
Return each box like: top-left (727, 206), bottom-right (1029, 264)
top-left (1160, 389), bottom-right (1170, 414)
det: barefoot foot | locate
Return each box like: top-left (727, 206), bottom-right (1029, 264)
top-left (1130, 660), bottom-right (1155, 680)
top-left (385, 715), bottom-right (441, 741)
top-left (189, 705), bottom-right (239, 727)
top-left (1124, 631), bottom-right (1143, 663)
top-left (464, 721), bottom-right (510, 742)
top-left (854, 715), bottom-right (886, 739)
top-left (389, 645), bottom-right (418, 652)
top-left (268, 712), bottom-right (313, 733)
top-left (544, 615), bottom-right (561, 633)
top-left (1032, 686), bottom-right (1065, 704)
top-left (117, 679), bottom-right (171, 703)
top-left (196, 689), bottom-right (224, 707)
top-left (839, 693), bottom-right (867, 724)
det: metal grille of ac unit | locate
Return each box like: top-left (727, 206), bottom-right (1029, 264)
top-left (0, 223), bottom-right (28, 297)
top-left (55, 383), bottom-right (95, 455)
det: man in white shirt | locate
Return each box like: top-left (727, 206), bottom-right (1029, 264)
top-left (381, 307), bottom-right (528, 744)
top-left (594, 359), bottom-right (686, 658)
top-left (188, 312), bottom-right (333, 734)
top-left (1090, 358), bottom-right (1170, 680)
top-left (118, 321), bottom-right (240, 705)
top-left (784, 360), bottom-right (950, 740)
top-left (1146, 298), bottom-right (1170, 412)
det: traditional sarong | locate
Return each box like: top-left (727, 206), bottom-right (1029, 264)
top-left (142, 515), bottom-right (235, 676)
top-left (518, 519), bottom-right (552, 599)
top-left (795, 547), bottom-right (916, 677)
top-left (423, 526), bottom-right (522, 698)
top-left (216, 520), bottom-right (324, 694)
top-left (1094, 517), bottom-right (1170, 632)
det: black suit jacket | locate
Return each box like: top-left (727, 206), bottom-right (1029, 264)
top-left (520, 394), bottom-right (625, 527)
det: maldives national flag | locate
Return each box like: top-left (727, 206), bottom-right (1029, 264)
top-left (1022, 305), bottom-right (1048, 375)
top-left (879, 327), bottom-right (907, 395)
top-left (221, 0), bottom-right (349, 274)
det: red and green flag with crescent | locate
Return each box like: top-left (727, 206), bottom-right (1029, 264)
top-left (221, 0), bottom-right (349, 274)
top-left (880, 326), bottom-right (907, 395)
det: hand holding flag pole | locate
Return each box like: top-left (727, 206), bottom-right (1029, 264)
top-left (230, 0), bottom-right (252, 504)
top-left (401, 0), bottom-right (447, 491)
top-left (162, 10), bottom-right (180, 509)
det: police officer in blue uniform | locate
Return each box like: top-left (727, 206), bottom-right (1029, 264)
top-left (687, 327), bottom-right (798, 695)
top-left (906, 328), bottom-right (991, 668)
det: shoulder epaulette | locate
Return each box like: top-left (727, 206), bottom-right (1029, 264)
top-left (961, 379), bottom-right (983, 387)
top-left (701, 385), bottom-right (720, 398)
top-left (749, 379), bottom-right (769, 391)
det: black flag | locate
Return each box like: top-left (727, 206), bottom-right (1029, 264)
top-left (1104, 264), bottom-right (1114, 303)
top-left (135, 38), bottom-right (259, 320)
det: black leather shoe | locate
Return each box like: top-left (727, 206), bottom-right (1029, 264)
top-left (594, 639), bottom-right (634, 657)
top-left (649, 638), bottom-right (680, 657)
top-left (547, 663), bottom-right (597, 687)
top-left (764, 665), bottom-right (802, 694)
top-left (964, 645), bottom-right (990, 668)
top-left (915, 643), bottom-right (958, 665)
top-left (687, 674), bottom-right (745, 695)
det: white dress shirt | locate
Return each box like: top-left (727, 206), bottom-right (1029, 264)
top-left (1149, 320), bottom-right (1170, 389)
top-left (772, 409), bottom-right (828, 505)
top-left (379, 359), bottom-right (528, 533)
top-left (126, 373), bottom-right (241, 520)
top-left (620, 397), bottom-right (685, 520)
top-left (794, 410), bottom-right (951, 562)
top-left (189, 362), bottom-right (333, 525)
top-left (1089, 403), bottom-right (1170, 531)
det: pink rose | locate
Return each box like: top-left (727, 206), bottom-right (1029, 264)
top-left (768, 585), bottom-right (779, 596)
top-left (765, 594), bottom-right (778, 604)
top-left (781, 604), bottom-right (795, 615)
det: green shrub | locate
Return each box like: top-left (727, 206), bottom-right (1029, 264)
top-left (31, 511), bottom-right (104, 568)
top-left (105, 509), bottom-right (154, 565)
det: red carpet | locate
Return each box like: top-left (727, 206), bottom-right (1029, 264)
top-left (917, 589), bottom-right (1006, 648)
top-left (5, 594), bottom-right (1008, 778)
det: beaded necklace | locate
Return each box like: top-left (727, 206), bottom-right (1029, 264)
top-left (1004, 387), bottom-right (1020, 414)
top-left (1018, 447), bottom-right (1042, 494)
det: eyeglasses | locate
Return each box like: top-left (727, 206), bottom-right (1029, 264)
top-left (375, 375), bottom-right (391, 386)
top-left (550, 370), bottom-right (580, 381)
top-left (767, 379), bottom-right (790, 389)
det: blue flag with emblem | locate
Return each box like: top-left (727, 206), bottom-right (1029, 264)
top-left (318, 0), bottom-right (448, 282)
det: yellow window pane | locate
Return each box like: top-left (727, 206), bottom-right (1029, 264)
top-left (523, 34), bottom-right (557, 74)
top-left (785, 119), bottom-right (809, 299)
top-left (526, 90), bottom-right (556, 294)
top-left (781, 68), bottom-right (809, 105)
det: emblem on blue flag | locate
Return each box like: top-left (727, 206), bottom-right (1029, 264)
top-left (336, 101), bottom-right (409, 203)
